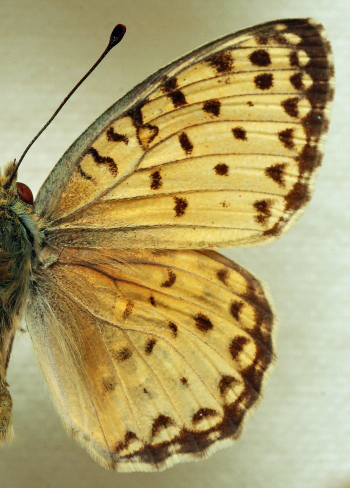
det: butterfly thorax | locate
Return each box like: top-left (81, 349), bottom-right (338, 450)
top-left (0, 163), bottom-right (40, 441)
top-left (0, 206), bottom-right (32, 326)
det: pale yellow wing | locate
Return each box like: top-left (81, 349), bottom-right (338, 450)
top-left (35, 18), bottom-right (334, 250)
top-left (26, 248), bottom-right (275, 471)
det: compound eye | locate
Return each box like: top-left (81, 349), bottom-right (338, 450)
top-left (17, 182), bottom-right (34, 205)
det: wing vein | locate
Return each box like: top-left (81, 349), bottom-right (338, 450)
top-left (49, 223), bottom-right (260, 232)
top-left (99, 188), bottom-right (290, 205)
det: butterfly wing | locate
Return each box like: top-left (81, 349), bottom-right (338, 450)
top-left (35, 18), bottom-right (334, 250)
top-left (27, 18), bottom-right (333, 470)
top-left (26, 248), bottom-right (275, 471)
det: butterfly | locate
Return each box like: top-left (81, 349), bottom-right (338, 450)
top-left (0, 18), bottom-right (334, 472)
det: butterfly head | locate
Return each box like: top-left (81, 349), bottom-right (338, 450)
top-left (0, 162), bottom-right (34, 209)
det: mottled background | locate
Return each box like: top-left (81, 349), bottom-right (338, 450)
top-left (0, 1), bottom-right (349, 487)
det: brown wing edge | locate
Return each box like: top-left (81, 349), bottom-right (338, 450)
top-left (250, 18), bottom-right (334, 247)
top-left (27, 250), bottom-right (278, 472)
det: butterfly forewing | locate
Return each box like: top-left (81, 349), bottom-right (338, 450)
top-left (35, 18), bottom-right (334, 251)
top-left (26, 249), bottom-right (275, 471)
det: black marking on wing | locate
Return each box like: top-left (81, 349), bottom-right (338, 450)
top-left (86, 148), bottom-right (118, 176)
top-left (78, 163), bottom-right (95, 182)
top-left (107, 127), bottom-right (129, 144)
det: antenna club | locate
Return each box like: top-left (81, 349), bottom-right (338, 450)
top-left (109, 24), bottom-right (126, 50)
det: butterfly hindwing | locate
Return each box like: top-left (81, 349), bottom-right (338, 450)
top-left (35, 18), bottom-right (334, 250)
top-left (26, 248), bottom-right (275, 472)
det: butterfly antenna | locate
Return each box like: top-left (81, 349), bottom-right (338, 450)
top-left (6, 24), bottom-right (126, 188)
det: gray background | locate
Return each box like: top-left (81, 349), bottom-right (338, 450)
top-left (0, 1), bottom-right (349, 487)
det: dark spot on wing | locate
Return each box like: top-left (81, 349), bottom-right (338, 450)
top-left (180, 377), bottom-right (188, 386)
top-left (230, 301), bottom-right (244, 321)
top-left (162, 76), bottom-right (178, 92)
top-left (263, 222), bottom-right (281, 238)
top-left (219, 375), bottom-right (236, 396)
top-left (290, 72), bottom-right (304, 90)
top-left (254, 199), bottom-right (272, 225)
top-left (194, 313), bottom-right (213, 332)
top-left (265, 163), bottom-right (286, 186)
top-left (117, 347), bottom-right (132, 362)
top-left (114, 431), bottom-right (138, 454)
top-left (106, 127), bottom-right (129, 144)
top-left (256, 35), bottom-right (269, 45)
top-left (102, 376), bottom-right (117, 392)
top-left (249, 49), bottom-right (271, 66)
top-left (174, 196), bottom-right (188, 217)
top-left (254, 73), bottom-right (273, 90)
top-left (150, 296), bottom-right (156, 307)
top-left (86, 147), bottom-right (118, 176)
top-left (203, 99), bottom-right (221, 117)
top-left (151, 414), bottom-right (175, 438)
top-left (150, 170), bottom-right (162, 190)
top-left (214, 163), bottom-right (229, 176)
top-left (161, 269), bottom-right (176, 288)
top-left (296, 143), bottom-right (322, 175)
top-left (284, 181), bottom-right (309, 212)
top-left (278, 128), bottom-right (294, 149)
top-left (207, 50), bottom-right (234, 73)
top-left (161, 76), bottom-right (187, 107)
top-left (229, 336), bottom-right (249, 360)
top-left (217, 268), bottom-right (229, 285)
top-left (281, 97), bottom-right (299, 118)
top-left (145, 338), bottom-right (156, 355)
top-left (289, 50), bottom-right (299, 67)
top-left (302, 109), bottom-right (328, 140)
top-left (127, 102), bottom-right (144, 127)
top-left (192, 408), bottom-right (218, 425)
top-left (247, 101), bottom-right (254, 107)
top-left (168, 322), bottom-right (178, 337)
top-left (123, 300), bottom-right (134, 320)
top-left (178, 132), bottom-right (193, 155)
top-left (168, 90), bottom-right (188, 108)
top-left (272, 33), bottom-right (287, 45)
top-left (232, 127), bottom-right (247, 140)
